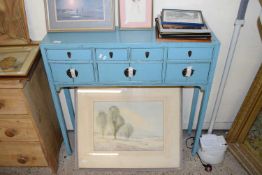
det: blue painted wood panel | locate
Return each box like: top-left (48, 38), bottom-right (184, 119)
top-left (50, 64), bottom-right (73, 83)
top-left (168, 48), bottom-right (213, 60)
top-left (131, 48), bottom-right (164, 61)
top-left (73, 64), bottom-right (95, 83)
top-left (47, 49), bottom-right (92, 61)
top-left (96, 49), bottom-right (128, 61)
top-left (98, 63), bottom-right (129, 82)
top-left (130, 63), bottom-right (163, 82)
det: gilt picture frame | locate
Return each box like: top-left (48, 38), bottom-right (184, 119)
top-left (118, 0), bottom-right (153, 29)
top-left (226, 65), bottom-right (262, 175)
top-left (76, 88), bottom-right (181, 168)
top-left (44, 0), bottom-right (115, 32)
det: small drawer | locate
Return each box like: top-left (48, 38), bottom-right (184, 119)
top-left (0, 142), bottom-right (47, 166)
top-left (0, 89), bottom-right (28, 115)
top-left (46, 49), bottom-right (92, 61)
top-left (168, 48), bottom-right (213, 60)
top-left (131, 48), bottom-right (164, 60)
top-left (50, 63), bottom-right (95, 84)
top-left (96, 49), bottom-right (128, 61)
top-left (165, 63), bottom-right (210, 83)
top-left (0, 118), bottom-right (39, 142)
top-left (129, 63), bottom-right (163, 82)
top-left (98, 63), bottom-right (129, 82)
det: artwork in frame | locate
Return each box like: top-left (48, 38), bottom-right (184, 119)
top-left (44, 0), bottom-right (115, 31)
top-left (118, 0), bottom-right (153, 29)
top-left (76, 88), bottom-right (181, 168)
top-left (0, 46), bottom-right (39, 76)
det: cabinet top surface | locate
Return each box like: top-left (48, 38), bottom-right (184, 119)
top-left (41, 28), bottom-right (219, 47)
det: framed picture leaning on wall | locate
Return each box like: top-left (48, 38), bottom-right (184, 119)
top-left (118, 0), bottom-right (153, 29)
top-left (44, 0), bottom-right (115, 31)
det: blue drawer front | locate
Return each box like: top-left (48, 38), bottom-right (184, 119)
top-left (96, 49), bottom-right (128, 61)
top-left (47, 49), bottom-right (92, 61)
top-left (131, 48), bottom-right (164, 60)
top-left (168, 48), bottom-right (213, 60)
top-left (165, 63), bottom-right (210, 83)
top-left (130, 63), bottom-right (162, 82)
top-left (50, 63), bottom-right (94, 83)
top-left (98, 63), bottom-right (129, 82)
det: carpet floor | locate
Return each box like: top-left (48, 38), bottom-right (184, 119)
top-left (0, 131), bottom-right (248, 175)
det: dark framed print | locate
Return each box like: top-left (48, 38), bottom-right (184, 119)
top-left (44, 0), bottom-right (115, 31)
top-left (119, 0), bottom-right (153, 29)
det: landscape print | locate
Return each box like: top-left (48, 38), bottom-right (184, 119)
top-left (93, 101), bottom-right (164, 151)
top-left (55, 0), bottom-right (105, 21)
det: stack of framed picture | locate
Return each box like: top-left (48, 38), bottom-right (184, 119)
top-left (44, 0), bottom-right (153, 31)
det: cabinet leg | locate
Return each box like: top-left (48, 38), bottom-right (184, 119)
top-left (187, 88), bottom-right (200, 134)
top-left (64, 88), bottom-right (75, 130)
top-left (192, 90), bottom-right (209, 156)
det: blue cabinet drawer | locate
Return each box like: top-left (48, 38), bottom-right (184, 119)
top-left (98, 63), bottom-right (129, 82)
top-left (47, 49), bottom-right (92, 61)
top-left (130, 63), bottom-right (162, 82)
top-left (168, 48), bottom-right (213, 60)
top-left (50, 63), bottom-right (94, 83)
top-left (96, 49), bottom-right (128, 61)
top-left (131, 48), bottom-right (164, 60)
top-left (165, 63), bottom-right (210, 83)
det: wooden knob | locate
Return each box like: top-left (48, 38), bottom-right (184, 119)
top-left (0, 101), bottom-right (4, 109)
top-left (5, 128), bottom-right (16, 137)
top-left (17, 155), bottom-right (28, 164)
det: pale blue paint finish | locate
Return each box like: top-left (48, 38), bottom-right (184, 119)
top-left (165, 63), bottom-right (210, 83)
top-left (64, 89), bottom-right (75, 130)
top-left (47, 49), bottom-right (92, 61)
top-left (187, 88), bottom-right (200, 134)
top-left (40, 28), bottom-right (220, 156)
top-left (168, 47), bottom-right (213, 60)
top-left (130, 48), bottom-right (164, 61)
top-left (130, 63), bottom-right (163, 82)
top-left (95, 49), bottom-right (128, 61)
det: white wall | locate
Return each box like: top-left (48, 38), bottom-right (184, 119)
top-left (24, 0), bottom-right (262, 130)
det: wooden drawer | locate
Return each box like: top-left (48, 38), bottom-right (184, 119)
top-left (0, 118), bottom-right (39, 142)
top-left (50, 63), bottom-right (95, 84)
top-left (131, 48), bottom-right (164, 61)
top-left (0, 142), bottom-right (47, 166)
top-left (168, 48), bottom-right (213, 60)
top-left (0, 89), bottom-right (28, 115)
top-left (165, 63), bottom-right (210, 83)
top-left (96, 49), bottom-right (128, 61)
top-left (46, 49), bottom-right (92, 61)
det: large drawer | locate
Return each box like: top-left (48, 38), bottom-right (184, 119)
top-left (168, 48), bottom-right (213, 60)
top-left (46, 49), bottom-right (92, 61)
top-left (130, 48), bottom-right (164, 61)
top-left (98, 63), bottom-right (129, 83)
top-left (50, 63), bottom-right (95, 84)
top-left (165, 63), bottom-right (210, 83)
top-left (0, 118), bottom-right (39, 142)
top-left (0, 142), bottom-right (47, 166)
top-left (0, 89), bottom-right (28, 115)
top-left (96, 49), bottom-right (128, 61)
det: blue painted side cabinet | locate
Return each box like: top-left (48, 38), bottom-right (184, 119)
top-left (40, 29), bottom-right (220, 157)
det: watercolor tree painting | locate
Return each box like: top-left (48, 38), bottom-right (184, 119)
top-left (94, 101), bottom-right (164, 151)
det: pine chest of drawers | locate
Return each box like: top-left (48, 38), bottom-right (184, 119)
top-left (0, 48), bottom-right (62, 173)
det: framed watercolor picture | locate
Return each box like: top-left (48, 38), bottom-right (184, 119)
top-left (118, 0), bottom-right (153, 29)
top-left (76, 88), bottom-right (181, 168)
top-left (44, 0), bottom-right (115, 31)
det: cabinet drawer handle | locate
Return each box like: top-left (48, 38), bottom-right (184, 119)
top-left (188, 50), bottom-right (192, 57)
top-left (0, 101), bottom-right (4, 109)
top-left (145, 51), bottom-right (150, 58)
top-left (66, 69), bottom-right (78, 78)
top-left (17, 155), bottom-right (28, 164)
top-left (109, 52), bottom-right (113, 59)
top-left (124, 67), bottom-right (136, 78)
top-left (182, 67), bottom-right (194, 77)
top-left (67, 52), bottom-right (72, 59)
top-left (5, 128), bottom-right (17, 137)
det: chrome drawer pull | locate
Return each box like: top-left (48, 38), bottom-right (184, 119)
top-left (145, 51), bottom-right (150, 58)
top-left (109, 51), bottom-right (113, 58)
top-left (188, 50), bottom-right (192, 57)
top-left (182, 67), bottom-right (194, 77)
top-left (124, 67), bottom-right (136, 78)
top-left (66, 68), bottom-right (78, 78)
top-left (67, 52), bottom-right (72, 59)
